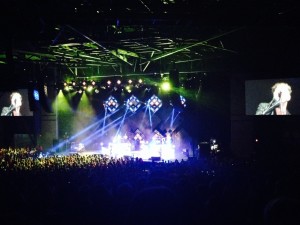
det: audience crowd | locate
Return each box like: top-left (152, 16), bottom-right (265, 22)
top-left (0, 147), bottom-right (299, 225)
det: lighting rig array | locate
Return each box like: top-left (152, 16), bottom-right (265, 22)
top-left (62, 78), bottom-right (145, 94)
top-left (62, 78), bottom-right (186, 113)
top-left (104, 94), bottom-right (163, 113)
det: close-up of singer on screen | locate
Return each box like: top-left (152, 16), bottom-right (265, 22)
top-left (255, 82), bottom-right (292, 115)
top-left (0, 92), bottom-right (23, 116)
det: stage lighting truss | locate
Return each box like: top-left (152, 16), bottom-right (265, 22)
top-left (180, 95), bottom-right (187, 107)
top-left (104, 96), bottom-right (119, 112)
top-left (147, 95), bottom-right (162, 113)
top-left (126, 95), bottom-right (141, 113)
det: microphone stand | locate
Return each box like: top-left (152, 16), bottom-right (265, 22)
top-left (262, 100), bottom-right (280, 115)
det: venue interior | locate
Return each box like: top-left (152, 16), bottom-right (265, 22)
top-left (0, 1), bottom-right (300, 225)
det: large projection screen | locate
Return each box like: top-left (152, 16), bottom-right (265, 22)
top-left (0, 89), bottom-right (33, 117)
top-left (245, 78), bottom-right (300, 116)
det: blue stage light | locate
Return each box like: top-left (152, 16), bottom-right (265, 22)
top-left (33, 89), bottom-right (40, 101)
top-left (104, 96), bottom-right (119, 112)
top-left (126, 95), bottom-right (141, 112)
top-left (147, 95), bottom-right (162, 113)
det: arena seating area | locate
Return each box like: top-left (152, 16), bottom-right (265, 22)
top-left (1, 147), bottom-right (299, 225)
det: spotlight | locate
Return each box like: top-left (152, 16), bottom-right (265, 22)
top-left (128, 79), bottom-right (132, 84)
top-left (180, 95), bottom-right (187, 107)
top-left (125, 86), bottom-right (132, 93)
top-left (104, 96), bottom-right (119, 112)
top-left (64, 86), bottom-right (70, 91)
top-left (147, 95), bottom-right (162, 113)
top-left (87, 86), bottom-right (93, 92)
top-left (117, 80), bottom-right (121, 85)
top-left (169, 93), bottom-right (186, 111)
top-left (44, 85), bottom-right (48, 96)
top-left (33, 89), bottom-right (40, 101)
top-left (91, 80), bottom-right (96, 86)
top-left (161, 81), bottom-right (171, 92)
top-left (210, 138), bottom-right (220, 153)
top-left (107, 80), bottom-right (111, 85)
top-left (126, 95), bottom-right (141, 112)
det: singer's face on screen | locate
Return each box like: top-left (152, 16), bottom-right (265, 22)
top-left (11, 92), bottom-right (22, 108)
top-left (280, 90), bottom-right (291, 102)
top-left (272, 83), bottom-right (292, 102)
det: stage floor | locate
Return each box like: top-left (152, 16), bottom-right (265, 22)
top-left (53, 147), bottom-right (188, 162)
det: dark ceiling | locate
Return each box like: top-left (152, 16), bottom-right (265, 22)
top-left (1, 0), bottom-right (300, 87)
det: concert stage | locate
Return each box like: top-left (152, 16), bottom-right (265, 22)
top-left (52, 141), bottom-right (188, 162)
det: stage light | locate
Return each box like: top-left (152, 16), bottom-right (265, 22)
top-left (126, 95), bottom-right (141, 112)
top-left (87, 85), bottom-right (93, 92)
top-left (82, 81), bottom-right (87, 86)
top-left (44, 85), bottom-right (48, 96)
top-left (64, 86), bottom-right (70, 91)
top-left (210, 138), bottom-right (220, 153)
top-left (161, 81), bottom-right (171, 92)
top-left (147, 95), bottom-right (162, 113)
top-left (72, 81), bottom-right (76, 86)
top-left (180, 95), bottom-right (187, 107)
top-left (33, 89), bottom-right (39, 101)
top-left (117, 80), bottom-right (121, 85)
top-left (104, 96), bottom-right (119, 112)
top-left (138, 79), bottom-right (143, 83)
top-left (107, 80), bottom-right (111, 85)
top-left (125, 86), bottom-right (132, 93)
top-left (78, 89), bottom-right (83, 94)
top-left (63, 82), bottom-right (67, 86)
top-left (169, 93), bottom-right (186, 111)
top-left (91, 80), bottom-right (96, 86)
top-left (95, 88), bottom-right (99, 93)
top-left (128, 79), bottom-right (132, 84)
